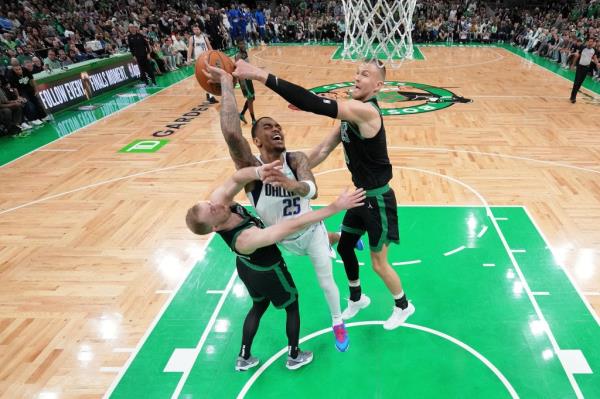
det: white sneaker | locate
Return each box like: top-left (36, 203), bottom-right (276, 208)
top-left (42, 115), bottom-right (53, 122)
top-left (383, 302), bottom-right (415, 330)
top-left (31, 119), bottom-right (43, 126)
top-left (341, 294), bottom-right (371, 320)
top-left (20, 122), bottom-right (32, 130)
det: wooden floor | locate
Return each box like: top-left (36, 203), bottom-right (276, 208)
top-left (1, 45), bottom-right (599, 398)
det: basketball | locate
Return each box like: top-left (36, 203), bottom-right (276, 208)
top-left (194, 50), bottom-right (235, 96)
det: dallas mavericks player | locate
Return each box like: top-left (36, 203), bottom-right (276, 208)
top-left (187, 25), bottom-right (218, 104)
top-left (203, 61), bottom-right (351, 352)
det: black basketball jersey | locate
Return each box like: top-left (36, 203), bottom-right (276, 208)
top-left (340, 98), bottom-right (392, 190)
top-left (217, 203), bottom-right (283, 267)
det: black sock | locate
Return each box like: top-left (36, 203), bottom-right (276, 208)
top-left (338, 232), bottom-right (361, 301)
top-left (239, 344), bottom-right (250, 360)
top-left (349, 285), bottom-right (362, 302)
top-left (395, 295), bottom-right (408, 310)
top-left (288, 345), bottom-right (299, 359)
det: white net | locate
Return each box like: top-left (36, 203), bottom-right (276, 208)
top-left (341, 0), bottom-right (417, 67)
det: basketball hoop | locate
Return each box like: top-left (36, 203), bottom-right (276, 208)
top-left (341, 0), bottom-right (417, 68)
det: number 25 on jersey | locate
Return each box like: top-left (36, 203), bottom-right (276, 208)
top-left (283, 197), bottom-right (301, 216)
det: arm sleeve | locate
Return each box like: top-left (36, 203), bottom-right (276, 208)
top-left (265, 73), bottom-right (338, 118)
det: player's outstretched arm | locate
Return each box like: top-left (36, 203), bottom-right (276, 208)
top-left (235, 188), bottom-right (366, 254)
top-left (204, 62), bottom-right (258, 170)
top-left (233, 60), bottom-right (378, 125)
top-left (305, 125), bottom-right (342, 169)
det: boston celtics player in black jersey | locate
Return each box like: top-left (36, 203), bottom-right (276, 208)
top-left (235, 39), bottom-right (256, 125)
top-left (185, 162), bottom-right (365, 371)
top-left (234, 58), bottom-right (415, 330)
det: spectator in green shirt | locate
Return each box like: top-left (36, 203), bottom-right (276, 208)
top-left (43, 50), bottom-right (62, 70)
top-left (0, 32), bottom-right (17, 51)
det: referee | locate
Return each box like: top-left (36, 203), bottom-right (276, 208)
top-left (127, 24), bottom-right (157, 87)
top-left (570, 37), bottom-right (598, 103)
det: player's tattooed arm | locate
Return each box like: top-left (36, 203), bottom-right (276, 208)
top-left (288, 151), bottom-right (318, 198)
top-left (261, 151), bottom-right (317, 198)
top-left (204, 62), bottom-right (259, 170)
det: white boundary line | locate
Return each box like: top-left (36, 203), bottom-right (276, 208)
top-left (0, 75), bottom-right (194, 170)
top-left (477, 225), bottom-right (488, 238)
top-left (236, 321), bottom-right (518, 399)
top-left (488, 209), bottom-right (584, 398)
top-left (392, 260), bottom-right (422, 266)
top-left (170, 269), bottom-right (239, 399)
top-left (523, 206), bottom-right (600, 327)
top-left (102, 234), bottom-right (216, 399)
top-left (483, 263), bottom-right (496, 267)
top-left (444, 245), bottom-right (466, 256)
top-left (532, 292), bottom-right (551, 296)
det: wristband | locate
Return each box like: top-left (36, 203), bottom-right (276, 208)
top-left (302, 180), bottom-right (317, 199)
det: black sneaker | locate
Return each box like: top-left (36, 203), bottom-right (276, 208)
top-left (209, 96), bottom-right (219, 104)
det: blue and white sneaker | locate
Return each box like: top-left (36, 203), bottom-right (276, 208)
top-left (333, 323), bottom-right (349, 352)
top-left (354, 238), bottom-right (364, 251)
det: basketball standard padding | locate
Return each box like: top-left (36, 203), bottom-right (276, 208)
top-left (195, 50), bottom-right (235, 96)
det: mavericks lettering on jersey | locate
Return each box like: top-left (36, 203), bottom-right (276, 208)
top-left (264, 183), bottom-right (295, 198)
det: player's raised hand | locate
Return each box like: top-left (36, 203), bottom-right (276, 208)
top-left (257, 160), bottom-right (282, 180)
top-left (261, 166), bottom-right (296, 191)
top-left (232, 59), bottom-right (268, 82)
top-left (203, 60), bottom-right (232, 84)
top-left (332, 188), bottom-right (365, 211)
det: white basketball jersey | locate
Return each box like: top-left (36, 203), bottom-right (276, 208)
top-left (192, 34), bottom-right (208, 59)
top-left (247, 152), bottom-right (312, 240)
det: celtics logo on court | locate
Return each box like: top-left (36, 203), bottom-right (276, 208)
top-left (293, 82), bottom-right (472, 116)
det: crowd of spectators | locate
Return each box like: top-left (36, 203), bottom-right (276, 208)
top-left (0, 0), bottom-right (598, 135)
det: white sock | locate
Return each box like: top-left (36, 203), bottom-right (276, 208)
top-left (393, 290), bottom-right (405, 300)
top-left (349, 279), bottom-right (361, 287)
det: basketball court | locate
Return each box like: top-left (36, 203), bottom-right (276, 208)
top-left (1, 43), bottom-right (599, 399)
